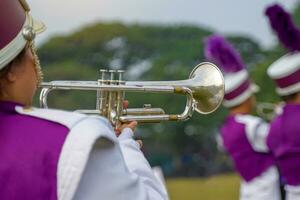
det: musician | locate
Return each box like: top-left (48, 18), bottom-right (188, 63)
top-left (265, 4), bottom-right (300, 200)
top-left (204, 35), bottom-right (281, 200)
top-left (0, 0), bottom-right (168, 199)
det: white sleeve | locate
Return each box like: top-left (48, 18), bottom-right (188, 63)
top-left (236, 115), bottom-right (270, 153)
top-left (118, 128), bottom-right (169, 199)
top-left (73, 127), bottom-right (169, 200)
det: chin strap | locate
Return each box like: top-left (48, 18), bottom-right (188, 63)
top-left (29, 43), bottom-right (43, 87)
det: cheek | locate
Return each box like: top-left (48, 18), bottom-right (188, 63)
top-left (27, 68), bottom-right (38, 99)
top-left (24, 50), bottom-right (38, 83)
top-left (28, 66), bottom-right (38, 89)
top-left (21, 61), bottom-right (38, 93)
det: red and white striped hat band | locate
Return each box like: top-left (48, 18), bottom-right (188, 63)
top-left (267, 53), bottom-right (300, 96)
top-left (222, 70), bottom-right (258, 108)
top-left (224, 79), bottom-right (251, 101)
top-left (275, 67), bottom-right (300, 89)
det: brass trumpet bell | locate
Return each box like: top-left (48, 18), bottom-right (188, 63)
top-left (127, 62), bottom-right (224, 114)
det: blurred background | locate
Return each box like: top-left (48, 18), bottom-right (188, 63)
top-left (28, 0), bottom-right (300, 199)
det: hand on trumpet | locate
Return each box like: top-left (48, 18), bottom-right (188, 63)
top-left (115, 100), bottom-right (142, 148)
top-left (115, 121), bottom-right (138, 135)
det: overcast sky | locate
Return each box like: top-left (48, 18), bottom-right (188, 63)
top-left (27, 0), bottom-right (298, 48)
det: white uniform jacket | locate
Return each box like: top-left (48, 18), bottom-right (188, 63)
top-left (16, 107), bottom-right (169, 200)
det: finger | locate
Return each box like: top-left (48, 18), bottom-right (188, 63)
top-left (123, 100), bottom-right (129, 109)
top-left (128, 121), bottom-right (138, 131)
top-left (118, 121), bottom-right (138, 132)
top-left (115, 128), bottom-right (121, 135)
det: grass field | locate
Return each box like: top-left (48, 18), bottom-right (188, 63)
top-left (166, 174), bottom-right (240, 200)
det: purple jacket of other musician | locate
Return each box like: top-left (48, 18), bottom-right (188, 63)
top-left (267, 104), bottom-right (300, 186)
top-left (220, 114), bottom-right (274, 182)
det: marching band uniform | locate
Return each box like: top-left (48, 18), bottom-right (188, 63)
top-left (204, 35), bottom-right (281, 200)
top-left (0, 0), bottom-right (168, 199)
top-left (265, 4), bottom-right (300, 200)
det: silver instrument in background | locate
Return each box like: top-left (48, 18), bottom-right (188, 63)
top-left (40, 62), bottom-right (225, 126)
top-left (256, 102), bottom-right (284, 121)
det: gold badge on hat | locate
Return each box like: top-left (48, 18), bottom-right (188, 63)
top-left (22, 26), bottom-right (36, 41)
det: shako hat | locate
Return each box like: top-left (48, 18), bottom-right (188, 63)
top-left (0, 0), bottom-right (45, 70)
top-left (204, 35), bottom-right (258, 108)
top-left (265, 4), bottom-right (300, 96)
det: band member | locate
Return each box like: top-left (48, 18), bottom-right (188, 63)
top-left (265, 4), bottom-right (300, 200)
top-left (0, 0), bottom-right (168, 199)
top-left (204, 35), bottom-right (281, 200)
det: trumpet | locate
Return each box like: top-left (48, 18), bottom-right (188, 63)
top-left (40, 62), bottom-right (225, 126)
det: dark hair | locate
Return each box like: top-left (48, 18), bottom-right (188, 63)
top-left (280, 93), bottom-right (298, 102)
top-left (0, 46), bottom-right (27, 79)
